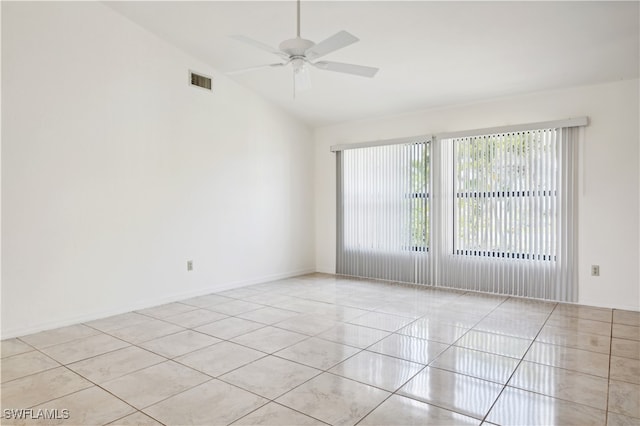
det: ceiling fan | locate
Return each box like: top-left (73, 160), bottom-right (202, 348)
top-left (228, 0), bottom-right (379, 96)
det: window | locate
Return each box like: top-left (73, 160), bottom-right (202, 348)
top-left (334, 118), bottom-right (584, 302)
top-left (453, 131), bottom-right (557, 260)
top-left (338, 140), bottom-right (430, 283)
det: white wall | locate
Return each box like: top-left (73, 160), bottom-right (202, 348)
top-left (315, 79), bottom-right (640, 311)
top-left (1, 2), bottom-right (315, 338)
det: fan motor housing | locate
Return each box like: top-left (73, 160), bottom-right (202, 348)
top-left (279, 37), bottom-right (315, 56)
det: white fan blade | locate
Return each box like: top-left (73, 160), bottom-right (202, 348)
top-left (312, 61), bottom-right (379, 78)
top-left (227, 63), bottom-right (287, 75)
top-left (305, 31), bottom-right (359, 60)
top-left (230, 35), bottom-right (288, 59)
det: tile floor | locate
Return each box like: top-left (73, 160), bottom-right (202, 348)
top-left (1, 274), bottom-right (639, 425)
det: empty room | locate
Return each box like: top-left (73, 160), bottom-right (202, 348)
top-left (1, 1), bottom-right (639, 425)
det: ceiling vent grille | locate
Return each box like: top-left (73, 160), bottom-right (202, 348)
top-left (190, 71), bottom-right (212, 91)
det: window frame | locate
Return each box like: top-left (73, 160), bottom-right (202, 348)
top-left (451, 135), bottom-right (558, 261)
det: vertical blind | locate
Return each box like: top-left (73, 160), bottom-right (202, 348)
top-left (337, 140), bottom-right (430, 283)
top-left (336, 122), bottom-right (582, 302)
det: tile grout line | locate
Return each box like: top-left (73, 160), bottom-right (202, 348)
top-left (228, 400), bottom-right (331, 426)
top-left (6, 359), bottom-right (164, 426)
top-left (9, 285), bottom-right (488, 423)
top-left (477, 296), bottom-right (557, 424)
top-left (352, 293), bottom-right (521, 424)
top-left (218, 318), bottom-right (408, 424)
top-left (134, 298), bottom-right (620, 423)
top-left (605, 308), bottom-right (614, 426)
top-left (349, 295), bottom-right (506, 423)
top-left (126, 326), bottom-right (374, 424)
top-left (4, 276), bottom-right (635, 425)
top-left (105, 409), bottom-right (167, 426)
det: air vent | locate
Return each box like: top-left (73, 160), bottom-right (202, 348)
top-left (190, 71), bottom-right (212, 91)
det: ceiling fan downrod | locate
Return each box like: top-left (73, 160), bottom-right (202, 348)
top-left (297, 0), bottom-right (301, 38)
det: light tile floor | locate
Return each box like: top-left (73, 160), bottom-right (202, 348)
top-left (1, 274), bottom-right (639, 425)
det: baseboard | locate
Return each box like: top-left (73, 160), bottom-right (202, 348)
top-left (315, 265), bottom-right (335, 274)
top-left (217, 268), bottom-right (316, 289)
top-left (1, 267), bottom-right (315, 340)
top-left (578, 299), bottom-right (640, 312)
top-left (315, 271), bottom-right (640, 312)
top-left (6, 268), bottom-right (635, 339)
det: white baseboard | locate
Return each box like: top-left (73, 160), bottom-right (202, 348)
top-left (315, 265), bottom-right (335, 274)
top-left (324, 271), bottom-right (639, 312)
top-left (1, 268), bottom-right (315, 340)
top-left (578, 299), bottom-right (640, 312)
top-left (6, 268), bottom-right (635, 339)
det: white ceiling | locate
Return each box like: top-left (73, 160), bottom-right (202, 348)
top-left (106, 1), bottom-right (639, 127)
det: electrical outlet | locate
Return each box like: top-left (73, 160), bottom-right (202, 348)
top-left (187, 260), bottom-right (193, 271)
top-left (591, 265), bottom-right (600, 276)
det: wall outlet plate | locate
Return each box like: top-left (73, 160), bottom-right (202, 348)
top-left (591, 265), bottom-right (600, 276)
top-left (187, 260), bottom-right (193, 271)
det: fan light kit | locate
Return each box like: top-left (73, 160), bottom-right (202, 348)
top-left (228, 0), bottom-right (379, 97)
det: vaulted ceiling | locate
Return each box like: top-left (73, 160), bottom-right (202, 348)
top-left (107, 1), bottom-right (639, 127)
